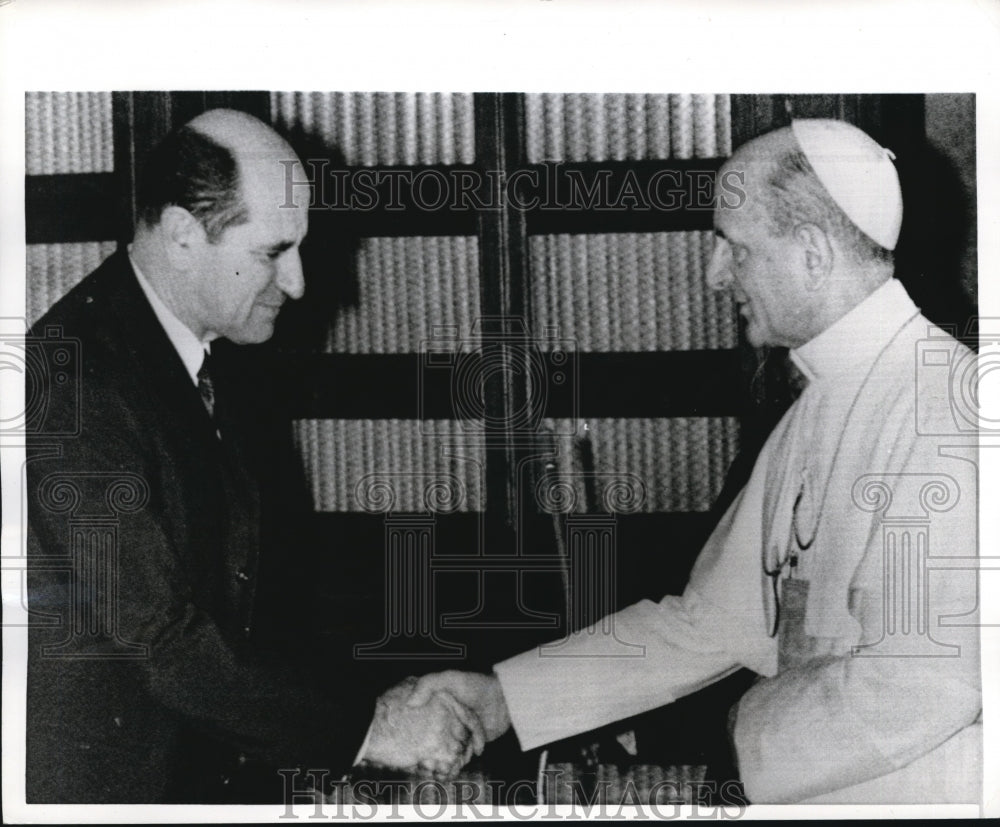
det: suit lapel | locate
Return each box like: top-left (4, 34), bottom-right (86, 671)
top-left (98, 253), bottom-right (263, 622)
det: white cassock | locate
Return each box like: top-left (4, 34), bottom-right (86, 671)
top-left (494, 278), bottom-right (982, 803)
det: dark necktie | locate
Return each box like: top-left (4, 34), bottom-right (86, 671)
top-left (197, 350), bottom-right (216, 422)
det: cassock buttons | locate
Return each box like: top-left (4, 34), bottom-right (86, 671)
top-left (236, 568), bottom-right (251, 583)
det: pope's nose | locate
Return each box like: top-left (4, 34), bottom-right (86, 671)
top-left (705, 239), bottom-right (733, 291)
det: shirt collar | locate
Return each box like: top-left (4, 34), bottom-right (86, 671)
top-left (128, 247), bottom-right (211, 386)
top-left (790, 278), bottom-right (920, 382)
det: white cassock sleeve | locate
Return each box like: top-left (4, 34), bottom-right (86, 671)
top-left (494, 471), bottom-right (779, 751)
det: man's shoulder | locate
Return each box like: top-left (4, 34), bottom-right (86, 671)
top-left (27, 250), bottom-right (153, 426)
top-left (30, 250), bottom-right (131, 341)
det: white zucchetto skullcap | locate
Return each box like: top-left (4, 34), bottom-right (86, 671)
top-left (790, 119), bottom-right (903, 251)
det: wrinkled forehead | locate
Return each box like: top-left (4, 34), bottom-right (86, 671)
top-left (713, 156), bottom-right (772, 231)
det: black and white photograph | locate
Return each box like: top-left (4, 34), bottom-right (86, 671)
top-left (1, 2), bottom-right (997, 821)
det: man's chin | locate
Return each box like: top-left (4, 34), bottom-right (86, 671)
top-left (228, 323), bottom-right (276, 345)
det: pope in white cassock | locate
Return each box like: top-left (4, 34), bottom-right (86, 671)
top-left (404, 119), bottom-right (983, 804)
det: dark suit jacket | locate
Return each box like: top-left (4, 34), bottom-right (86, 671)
top-left (26, 251), bottom-right (374, 803)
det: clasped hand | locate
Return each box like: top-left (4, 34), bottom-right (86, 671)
top-left (362, 671), bottom-right (510, 779)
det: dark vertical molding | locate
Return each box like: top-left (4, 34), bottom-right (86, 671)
top-left (473, 92), bottom-right (532, 537)
top-left (171, 91), bottom-right (272, 125)
top-left (730, 94), bottom-right (781, 149)
top-left (207, 91), bottom-right (272, 122)
top-left (111, 92), bottom-right (136, 244)
top-left (118, 92), bottom-right (174, 244)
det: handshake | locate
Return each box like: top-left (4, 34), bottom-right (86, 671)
top-left (360, 671), bottom-right (511, 779)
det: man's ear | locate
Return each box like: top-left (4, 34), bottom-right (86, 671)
top-left (159, 206), bottom-right (207, 269)
top-left (794, 222), bottom-right (833, 290)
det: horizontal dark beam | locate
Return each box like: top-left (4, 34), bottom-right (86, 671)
top-left (304, 510), bottom-right (717, 599)
top-left (304, 164), bottom-right (481, 238)
top-left (560, 349), bottom-right (742, 418)
top-left (276, 349), bottom-right (741, 420)
top-left (25, 173), bottom-right (119, 244)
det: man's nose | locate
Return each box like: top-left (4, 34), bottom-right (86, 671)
top-left (705, 240), bottom-right (733, 291)
top-left (276, 251), bottom-right (305, 300)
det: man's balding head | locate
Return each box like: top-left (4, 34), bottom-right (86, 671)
top-left (136, 108), bottom-right (302, 243)
top-left (186, 108), bottom-right (296, 158)
top-left (132, 109), bottom-right (309, 344)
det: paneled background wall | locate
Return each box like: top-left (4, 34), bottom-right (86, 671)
top-left (262, 93), bottom-right (741, 518)
top-left (25, 93), bottom-right (117, 325)
top-left (523, 93), bottom-right (731, 161)
top-left (271, 92), bottom-right (477, 166)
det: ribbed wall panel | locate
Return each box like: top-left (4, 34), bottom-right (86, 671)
top-left (292, 419), bottom-right (485, 512)
top-left (524, 94), bottom-right (731, 162)
top-left (25, 92), bottom-right (114, 175)
top-left (529, 232), bottom-right (737, 351)
top-left (270, 92), bottom-right (476, 166)
top-left (27, 242), bottom-right (118, 324)
top-left (542, 417), bottom-right (739, 513)
top-left (329, 236), bottom-right (480, 353)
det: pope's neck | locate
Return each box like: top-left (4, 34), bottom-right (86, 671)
top-left (793, 265), bottom-right (893, 348)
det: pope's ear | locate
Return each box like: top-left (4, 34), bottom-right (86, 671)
top-left (159, 206), bottom-right (207, 267)
top-left (794, 222), bottom-right (833, 288)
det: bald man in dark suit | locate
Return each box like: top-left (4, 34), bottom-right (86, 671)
top-left (26, 110), bottom-right (479, 803)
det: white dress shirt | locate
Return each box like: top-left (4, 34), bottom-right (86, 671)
top-left (129, 247), bottom-right (211, 385)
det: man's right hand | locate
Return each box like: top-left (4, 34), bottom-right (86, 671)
top-left (406, 670), bottom-right (511, 744)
